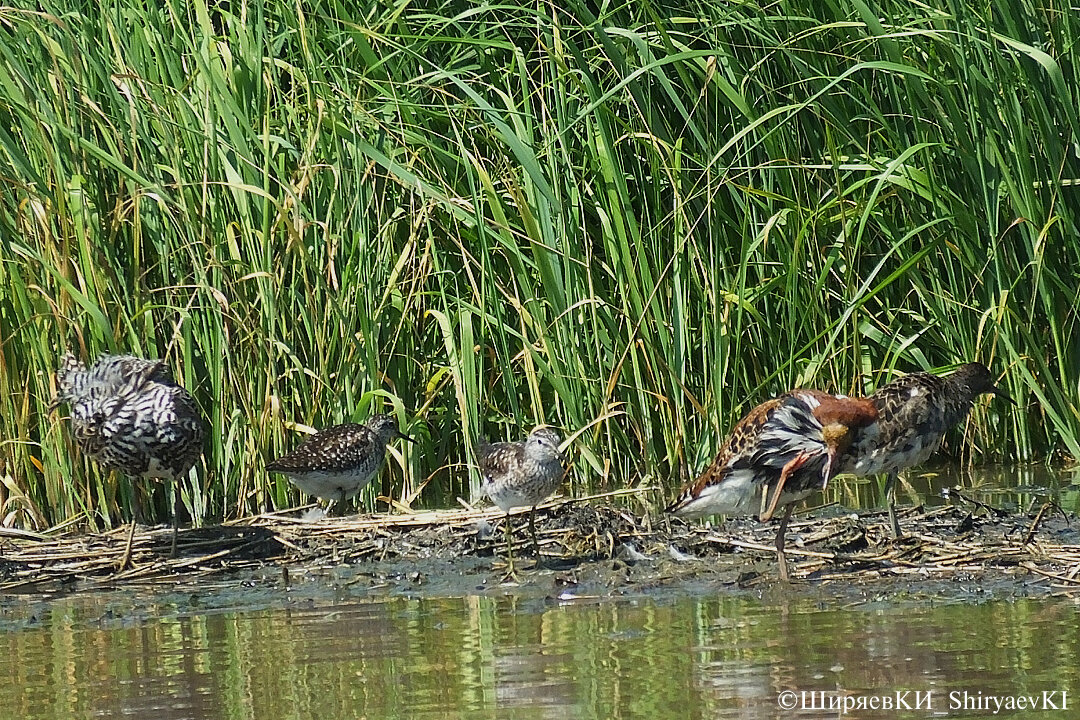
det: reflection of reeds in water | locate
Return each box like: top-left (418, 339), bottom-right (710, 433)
top-left (1, 592), bottom-right (1077, 717)
top-left (478, 597), bottom-right (707, 717)
top-left (687, 597), bottom-right (1075, 717)
top-left (823, 463), bottom-right (1073, 514)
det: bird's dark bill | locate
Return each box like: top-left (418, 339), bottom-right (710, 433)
top-left (991, 384), bottom-right (1015, 404)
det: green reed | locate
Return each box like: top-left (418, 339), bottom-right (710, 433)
top-left (0, 0), bottom-right (1076, 530)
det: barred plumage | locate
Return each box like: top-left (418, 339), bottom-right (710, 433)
top-left (266, 413), bottom-right (413, 510)
top-left (667, 390), bottom-right (878, 581)
top-left (477, 427), bottom-right (567, 575)
top-left (55, 352), bottom-right (204, 481)
top-left (53, 351), bottom-right (204, 560)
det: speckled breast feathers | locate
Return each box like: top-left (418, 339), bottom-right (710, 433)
top-left (477, 427), bottom-right (566, 513)
top-left (846, 362), bottom-right (1008, 478)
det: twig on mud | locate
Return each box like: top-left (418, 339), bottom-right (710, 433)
top-left (704, 535), bottom-right (838, 561)
top-left (1022, 502), bottom-right (1066, 545)
top-left (1020, 561), bottom-right (1080, 586)
top-left (943, 486), bottom-right (1009, 518)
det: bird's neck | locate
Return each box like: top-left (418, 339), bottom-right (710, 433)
top-left (941, 377), bottom-right (981, 428)
top-left (523, 449), bottom-right (558, 471)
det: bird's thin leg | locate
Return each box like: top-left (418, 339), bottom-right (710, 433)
top-left (118, 514), bottom-right (137, 572)
top-left (529, 508), bottom-right (539, 555)
top-left (170, 478), bottom-right (181, 558)
top-left (884, 472), bottom-right (902, 539)
top-left (503, 511), bottom-right (517, 579)
top-left (529, 507), bottom-right (546, 569)
top-left (819, 448), bottom-right (836, 491)
top-left (775, 503), bottom-right (794, 583)
top-left (118, 480), bottom-right (141, 571)
top-left (131, 486), bottom-right (144, 525)
top-left (761, 453), bottom-right (808, 522)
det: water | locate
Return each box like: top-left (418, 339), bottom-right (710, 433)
top-left (3, 585), bottom-right (1079, 719)
top-left (4, 464), bottom-right (1079, 718)
top-left (826, 461), bottom-right (1080, 516)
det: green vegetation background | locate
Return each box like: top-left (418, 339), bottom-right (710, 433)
top-left (1, 0), bottom-right (1076, 530)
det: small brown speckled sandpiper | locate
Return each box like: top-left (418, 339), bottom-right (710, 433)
top-left (844, 362), bottom-right (1011, 539)
top-left (267, 413), bottom-right (413, 513)
top-left (477, 427), bottom-right (566, 576)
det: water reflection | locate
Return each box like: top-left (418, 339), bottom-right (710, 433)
top-left (4, 465), bottom-right (1078, 718)
top-left (829, 462), bottom-right (1077, 514)
top-left (3, 586), bottom-right (1080, 719)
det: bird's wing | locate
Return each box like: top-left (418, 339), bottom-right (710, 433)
top-left (267, 423), bottom-right (377, 472)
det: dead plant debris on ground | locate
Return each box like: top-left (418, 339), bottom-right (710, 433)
top-left (1, 489), bottom-right (1078, 595)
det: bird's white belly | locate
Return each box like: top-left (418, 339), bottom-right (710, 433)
top-left (669, 469), bottom-right (817, 521)
top-left (485, 487), bottom-right (536, 513)
top-left (484, 479), bottom-right (560, 513)
top-left (285, 470), bottom-right (376, 501)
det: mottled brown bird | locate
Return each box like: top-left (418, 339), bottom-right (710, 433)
top-left (477, 427), bottom-right (566, 576)
top-left (844, 362), bottom-right (1011, 538)
top-left (667, 390), bottom-right (878, 581)
top-left (267, 414), bottom-right (413, 513)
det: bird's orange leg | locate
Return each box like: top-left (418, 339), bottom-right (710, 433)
top-left (761, 452), bottom-right (810, 522)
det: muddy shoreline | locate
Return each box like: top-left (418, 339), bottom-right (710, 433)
top-left (3, 492), bottom-right (1078, 603)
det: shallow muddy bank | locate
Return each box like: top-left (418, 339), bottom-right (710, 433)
top-left (3, 490), bottom-right (1079, 604)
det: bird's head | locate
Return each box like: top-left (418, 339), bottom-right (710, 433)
top-left (526, 426), bottom-right (566, 465)
top-left (367, 413), bottom-right (415, 444)
top-left (950, 362), bottom-right (1012, 403)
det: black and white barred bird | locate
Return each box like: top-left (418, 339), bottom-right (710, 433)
top-left (52, 352), bottom-right (204, 558)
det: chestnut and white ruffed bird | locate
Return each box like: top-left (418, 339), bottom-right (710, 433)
top-left (266, 413), bottom-right (414, 513)
top-left (477, 427), bottom-right (567, 575)
top-left (846, 362), bottom-right (1011, 538)
top-left (52, 352), bottom-right (204, 562)
top-left (667, 390), bottom-right (878, 582)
